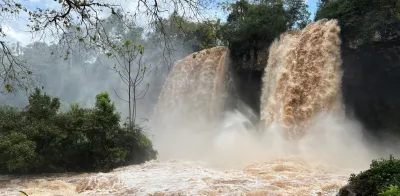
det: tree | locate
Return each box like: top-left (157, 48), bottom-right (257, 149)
top-left (315, 0), bottom-right (400, 46)
top-left (26, 88), bottom-right (60, 120)
top-left (152, 11), bottom-right (221, 52)
top-left (398, 1), bottom-right (400, 19)
top-left (0, 89), bottom-right (157, 174)
top-left (0, 132), bottom-right (37, 173)
top-left (0, 0), bottom-right (209, 93)
top-left (284, 0), bottom-right (312, 29)
top-left (220, 0), bottom-right (287, 63)
top-left (219, 0), bottom-right (310, 66)
top-left (317, 0), bottom-right (330, 7)
top-left (339, 155), bottom-right (400, 196)
top-left (108, 40), bottom-right (149, 128)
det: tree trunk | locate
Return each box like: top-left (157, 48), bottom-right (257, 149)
top-left (128, 59), bottom-right (132, 129)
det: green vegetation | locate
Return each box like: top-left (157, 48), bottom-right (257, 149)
top-left (340, 155), bottom-right (400, 196)
top-left (0, 88), bottom-right (156, 174)
top-left (398, 2), bottom-right (400, 19)
top-left (19, 191), bottom-right (29, 196)
top-left (0, 0), bottom-right (206, 92)
top-left (139, 0), bottom-right (312, 70)
top-left (219, 0), bottom-right (310, 66)
top-left (380, 185), bottom-right (400, 196)
top-left (315, 0), bottom-right (399, 45)
top-left (152, 11), bottom-right (221, 52)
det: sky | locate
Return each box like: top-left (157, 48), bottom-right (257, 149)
top-left (2, 0), bottom-right (319, 45)
top-left (307, 0), bottom-right (318, 19)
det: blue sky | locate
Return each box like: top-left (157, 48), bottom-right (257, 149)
top-left (307, 0), bottom-right (318, 20)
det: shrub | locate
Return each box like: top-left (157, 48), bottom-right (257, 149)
top-left (339, 155), bottom-right (400, 196)
top-left (0, 88), bottom-right (157, 174)
top-left (379, 185), bottom-right (400, 196)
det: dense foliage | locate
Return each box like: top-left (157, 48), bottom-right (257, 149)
top-left (339, 155), bottom-right (400, 196)
top-left (152, 11), bottom-right (221, 52)
top-left (380, 186), bottom-right (400, 196)
top-left (218, 0), bottom-right (310, 68)
top-left (315, 0), bottom-right (400, 45)
top-left (0, 89), bottom-right (156, 174)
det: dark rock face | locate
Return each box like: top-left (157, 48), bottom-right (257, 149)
top-left (341, 40), bottom-right (400, 136)
top-left (231, 39), bottom-right (400, 137)
top-left (232, 69), bottom-right (263, 124)
top-left (337, 185), bottom-right (357, 196)
top-left (228, 45), bottom-right (267, 124)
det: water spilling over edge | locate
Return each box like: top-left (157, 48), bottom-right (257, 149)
top-left (0, 19), bottom-right (381, 196)
top-left (261, 19), bottom-right (344, 140)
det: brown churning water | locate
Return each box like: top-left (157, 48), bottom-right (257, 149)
top-left (261, 19), bottom-right (344, 140)
top-left (1, 19), bottom-right (384, 196)
top-left (152, 46), bottom-right (231, 126)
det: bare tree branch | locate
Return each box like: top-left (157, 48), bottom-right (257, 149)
top-left (0, 0), bottom-right (209, 93)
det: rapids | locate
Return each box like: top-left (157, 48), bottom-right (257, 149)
top-left (0, 19), bottom-right (376, 196)
top-left (0, 157), bottom-right (353, 196)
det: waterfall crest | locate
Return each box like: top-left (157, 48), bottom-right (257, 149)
top-left (153, 46), bottom-right (232, 127)
top-left (261, 19), bottom-right (344, 140)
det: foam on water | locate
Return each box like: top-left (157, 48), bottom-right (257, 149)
top-left (0, 19), bottom-right (386, 196)
top-left (0, 157), bottom-right (354, 196)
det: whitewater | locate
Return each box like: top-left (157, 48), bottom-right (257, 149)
top-left (0, 19), bottom-right (386, 196)
top-left (0, 111), bottom-right (371, 195)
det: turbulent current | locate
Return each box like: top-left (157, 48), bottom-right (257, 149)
top-left (0, 157), bottom-right (354, 196)
top-left (152, 46), bottom-right (232, 125)
top-left (260, 19), bottom-right (344, 140)
top-left (0, 19), bottom-right (377, 195)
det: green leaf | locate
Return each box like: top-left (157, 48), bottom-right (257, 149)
top-left (4, 84), bottom-right (13, 93)
top-left (19, 191), bottom-right (29, 196)
top-left (106, 52), bottom-right (113, 57)
top-left (124, 40), bottom-right (131, 46)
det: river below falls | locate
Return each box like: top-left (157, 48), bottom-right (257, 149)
top-left (0, 156), bottom-right (357, 196)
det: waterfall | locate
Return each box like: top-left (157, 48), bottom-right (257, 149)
top-left (152, 46), bottom-right (233, 129)
top-left (260, 19), bottom-right (344, 140)
top-left (150, 46), bottom-right (237, 159)
top-left (3, 19), bottom-right (382, 196)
